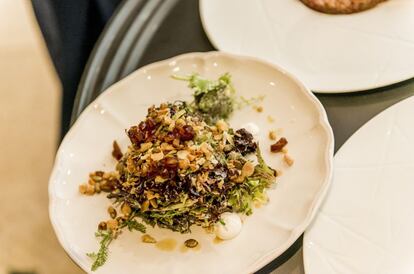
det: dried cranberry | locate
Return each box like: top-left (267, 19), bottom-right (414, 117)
top-left (179, 125), bottom-right (195, 141)
top-left (127, 126), bottom-right (144, 145)
top-left (112, 141), bottom-right (123, 160)
top-left (146, 117), bottom-right (156, 130)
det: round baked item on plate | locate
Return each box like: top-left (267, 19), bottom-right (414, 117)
top-left (200, 0), bottom-right (414, 93)
top-left (49, 52), bottom-right (333, 274)
top-left (300, 0), bottom-right (387, 14)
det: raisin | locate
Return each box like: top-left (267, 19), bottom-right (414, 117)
top-left (179, 125), bottom-right (195, 141)
top-left (234, 128), bottom-right (257, 155)
top-left (270, 137), bottom-right (288, 153)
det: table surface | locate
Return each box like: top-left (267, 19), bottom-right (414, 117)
top-left (72, 0), bottom-right (414, 273)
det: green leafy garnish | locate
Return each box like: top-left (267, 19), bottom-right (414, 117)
top-left (87, 230), bottom-right (113, 271)
top-left (173, 73), bottom-right (235, 124)
top-left (87, 216), bottom-right (146, 271)
top-left (228, 147), bottom-right (277, 215)
top-left (125, 219), bottom-right (146, 233)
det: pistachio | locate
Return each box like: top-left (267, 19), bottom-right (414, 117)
top-left (108, 206), bottom-right (117, 219)
top-left (85, 184), bottom-right (95, 195)
top-left (98, 221), bottom-right (107, 231)
top-left (141, 200), bottom-right (149, 212)
top-left (79, 184), bottom-right (87, 194)
top-left (94, 183), bottom-right (101, 193)
top-left (149, 199), bottom-right (158, 208)
top-left (91, 175), bottom-right (103, 182)
top-left (121, 203), bottom-right (132, 217)
top-left (142, 234), bottom-right (157, 243)
top-left (184, 239), bottom-right (198, 248)
top-left (106, 219), bottom-right (118, 231)
top-left (242, 161), bottom-right (255, 177)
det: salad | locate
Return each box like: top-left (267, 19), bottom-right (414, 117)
top-left (79, 74), bottom-right (282, 270)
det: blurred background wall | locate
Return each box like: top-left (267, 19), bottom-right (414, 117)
top-left (0, 0), bottom-right (80, 273)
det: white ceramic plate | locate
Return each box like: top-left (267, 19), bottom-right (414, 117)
top-left (200, 0), bottom-right (414, 93)
top-left (304, 95), bottom-right (414, 274)
top-left (49, 52), bottom-right (333, 274)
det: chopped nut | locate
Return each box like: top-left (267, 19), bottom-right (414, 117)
top-left (79, 184), bottom-right (87, 194)
top-left (284, 154), bottom-right (294, 166)
top-left (164, 157), bottom-right (178, 169)
top-left (142, 234), bottom-right (157, 243)
top-left (267, 115), bottom-right (275, 123)
top-left (150, 151), bottom-right (164, 161)
top-left (282, 147), bottom-right (288, 154)
top-left (85, 185), bottom-right (95, 195)
top-left (98, 221), bottom-right (107, 231)
top-left (200, 142), bottom-right (210, 154)
top-left (94, 183), bottom-right (101, 193)
top-left (146, 191), bottom-right (160, 200)
top-left (116, 216), bottom-right (127, 226)
top-left (242, 161), bottom-right (255, 177)
top-left (270, 137), bottom-right (288, 153)
top-left (268, 130), bottom-right (277, 141)
top-left (216, 120), bottom-right (229, 131)
top-left (233, 175), bottom-right (245, 183)
top-left (106, 219), bottom-right (118, 231)
top-left (177, 150), bottom-right (189, 160)
top-left (172, 139), bottom-right (180, 148)
top-left (108, 206), bottom-right (117, 219)
top-left (161, 142), bottom-right (174, 151)
top-left (140, 142), bottom-right (153, 152)
top-left (155, 176), bottom-right (167, 183)
top-left (121, 203), bottom-right (132, 216)
top-left (253, 105), bottom-right (263, 112)
top-left (178, 159), bottom-right (190, 169)
top-left (91, 175), bottom-right (103, 182)
top-left (213, 134), bottom-right (222, 141)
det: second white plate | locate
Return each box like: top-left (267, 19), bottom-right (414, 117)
top-left (304, 95), bottom-right (414, 274)
top-left (200, 0), bottom-right (414, 93)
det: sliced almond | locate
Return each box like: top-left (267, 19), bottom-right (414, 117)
top-left (177, 150), bottom-right (189, 160)
top-left (140, 142), bottom-right (153, 152)
top-left (150, 151), bottom-right (164, 161)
